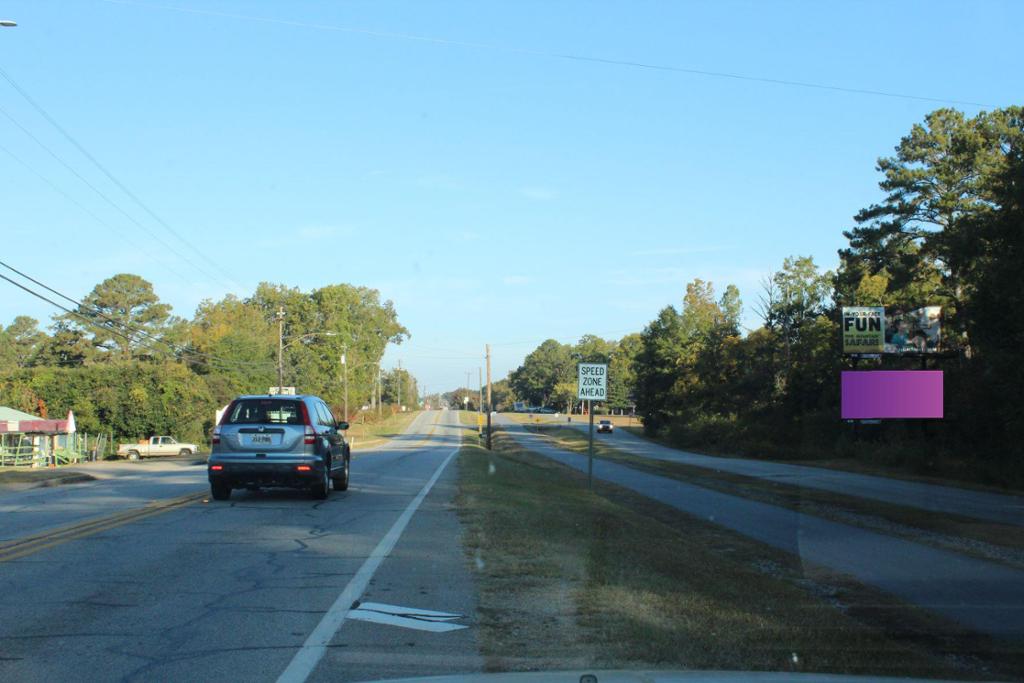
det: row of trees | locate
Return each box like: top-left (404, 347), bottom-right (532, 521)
top-left (0, 276), bottom-right (418, 444)
top-left (505, 106), bottom-right (1023, 483)
top-left (507, 334), bottom-right (642, 413)
top-left (442, 379), bottom-right (515, 413)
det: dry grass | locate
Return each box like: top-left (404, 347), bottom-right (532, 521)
top-left (618, 426), bottom-right (1024, 496)
top-left (345, 409), bottom-right (421, 442)
top-left (456, 429), bottom-right (1021, 678)
top-left (502, 412), bottom-right (641, 428)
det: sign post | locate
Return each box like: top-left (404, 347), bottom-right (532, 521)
top-left (577, 363), bottom-right (607, 490)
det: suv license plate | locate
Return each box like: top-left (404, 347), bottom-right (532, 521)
top-left (251, 434), bottom-right (272, 445)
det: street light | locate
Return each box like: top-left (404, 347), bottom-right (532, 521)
top-left (338, 346), bottom-right (386, 421)
top-left (0, 20), bottom-right (17, 27)
top-left (275, 319), bottom-right (339, 394)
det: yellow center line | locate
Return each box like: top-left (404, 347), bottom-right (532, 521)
top-left (0, 490), bottom-right (206, 563)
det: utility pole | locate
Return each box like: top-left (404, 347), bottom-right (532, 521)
top-left (341, 345), bottom-right (348, 421)
top-left (486, 344), bottom-right (492, 450)
top-left (397, 360), bottom-right (402, 413)
top-left (276, 307), bottom-right (285, 393)
top-left (377, 365), bottom-right (382, 418)
top-left (465, 371), bottom-right (471, 410)
top-left (478, 366), bottom-right (483, 435)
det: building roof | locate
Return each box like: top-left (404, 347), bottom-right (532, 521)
top-left (0, 406), bottom-right (42, 421)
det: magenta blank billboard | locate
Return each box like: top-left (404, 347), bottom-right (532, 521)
top-left (841, 371), bottom-right (944, 419)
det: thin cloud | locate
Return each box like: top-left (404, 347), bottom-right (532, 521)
top-left (630, 245), bottom-right (735, 257)
top-left (256, 225), bottom-right (351, 248)
top-left (519, 186), bottom-right (558, 201)
top-left (502, 275), bottom-right (532, 286)
top-left (416, 174), bottom-right (463, 191)
top-left (607, 267), bottom-right (689, 287)
top-left (606, 265), bottom-right (763, 288)
top-left (298, 225), bottom-right (351, 240)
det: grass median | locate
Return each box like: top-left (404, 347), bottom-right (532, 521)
top-left (615, 424), bottom-right (1024, 496)
top-left (529, 424), bottom-right (1024, 569)
top-left (457, 428), bottom-right (1021, 678)
top-left (345, 410), bottom-right (422, 448)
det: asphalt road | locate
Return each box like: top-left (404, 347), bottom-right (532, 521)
top-left (0, 409), bottom-right (481, 683)
top-left (499, 416), bottom-right (1024, 639)
top-left (0, 458), bottom-right (208, 544)
top-left (554, 417), bottom-right (1024, 526)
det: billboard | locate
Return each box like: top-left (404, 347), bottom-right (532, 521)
top-left (841, 371), bottom-right (943, 419)
top-left (842, 307), bottom-right (884, 354)
top-left (885, 307), bottom-right (941, 354)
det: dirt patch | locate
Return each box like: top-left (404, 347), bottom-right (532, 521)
top-left (0, 469), bottom-right (97, 490)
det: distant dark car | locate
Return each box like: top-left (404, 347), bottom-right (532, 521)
top-left (537, 407), bottom-right (557, 414)
top-left (596, 419), bottom-right (614, 434)
top-left (207, 394), bottom-right (350, 501)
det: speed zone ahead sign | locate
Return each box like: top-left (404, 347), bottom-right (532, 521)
top-left (578, 363), bottom-right (608, 401)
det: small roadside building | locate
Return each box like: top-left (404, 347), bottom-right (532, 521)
top-left (0, 406), bottom-right (77, 466)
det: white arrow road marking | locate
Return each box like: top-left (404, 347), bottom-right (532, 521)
top-left (354, 601), bottom-right (463, 620)
top-left (348, 602), bottom-right (467, 632)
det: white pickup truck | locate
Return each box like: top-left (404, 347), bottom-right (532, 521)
top-left (117, 436), bottom-right (199, 460)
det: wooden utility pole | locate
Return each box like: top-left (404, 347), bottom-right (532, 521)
top-left (276, 306), bottom-right (285, 393)
top-left (341, 345), bottom-right (348, 420)
top-left (486, 344), bottom-right (492, 449)
top-left (478, 366), bottom-right (483, 435)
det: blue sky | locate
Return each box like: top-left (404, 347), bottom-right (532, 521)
top-left (1, 0), bottom-right (1021, 392)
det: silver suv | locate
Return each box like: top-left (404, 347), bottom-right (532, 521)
top-left (207, 395), bottom-right (350, 501)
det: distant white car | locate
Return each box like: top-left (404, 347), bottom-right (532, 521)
top-left (596, 420), bottom-right (614, 434)
top-left (117, 436), bottom-right (199, 460)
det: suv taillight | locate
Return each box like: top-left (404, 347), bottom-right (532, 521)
top-left (212, 426), bottom-right (221, 445)
top-left (300, 401), bottom-right (317, 444)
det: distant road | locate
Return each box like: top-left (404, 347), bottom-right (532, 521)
top-left (553, 417), bottom-right (1024, 526)
top-left (499, 415), bottom-right (1024, 639)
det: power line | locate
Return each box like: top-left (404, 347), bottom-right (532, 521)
top-left (489, 328), bottom-right (641, 348)
top-left (0, 271), bottom-right (170, 358)
top-left (0, 141), bottom-right (194, 282)
top-left (0, 263), bottom-right (275, 372)
top-left (104, 0), bottom-right (995, 108)
top-left (0, 103), bottom-right (233, 289)
top-left (0, 67), bottom-right (247, 292)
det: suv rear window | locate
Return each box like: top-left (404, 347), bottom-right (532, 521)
top-left (225, 399), bottom-right (304, 425)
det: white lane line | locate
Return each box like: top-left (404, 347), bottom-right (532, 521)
top-left (276, 416), bottom-right (461, 683)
